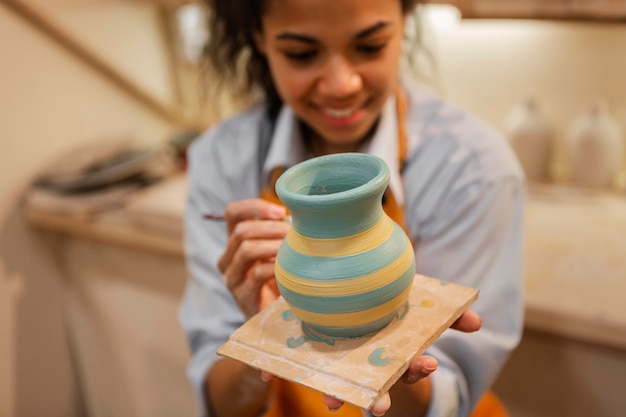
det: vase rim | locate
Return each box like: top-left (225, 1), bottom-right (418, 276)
top-left (275, 153), bottom-right (390, 206)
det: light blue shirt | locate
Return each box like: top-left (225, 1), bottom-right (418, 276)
top-left (179, 81), bottom-right (526, 417)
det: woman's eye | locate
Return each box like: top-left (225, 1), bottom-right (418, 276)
top-left (357, 43), bottom-right (386, 55)
top-left (284, 50), bottom-right (317, 61)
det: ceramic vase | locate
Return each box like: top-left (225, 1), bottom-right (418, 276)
top-left (274, 153), bottom-right (415, 339)
top-left (566, 99), bottom-right (624, 189)
top-left (503, 95), bottom-right (553, 183)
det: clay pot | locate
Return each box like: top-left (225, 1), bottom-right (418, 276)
top-left (503, 96), bottom-right (553, 183)
top-left (566, 99), bottom-right (624, 189)
top-left (274, 153), bottom-right (415, 338)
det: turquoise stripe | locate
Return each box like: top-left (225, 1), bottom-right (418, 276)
top-left (276, 262), bottom-right (415, 314)
top-left (288, 196), bottom-right (384, 239)
top-left (277, 223), bottom-right (411, 281)
top-left (304, 310), bottom-right (402, 339)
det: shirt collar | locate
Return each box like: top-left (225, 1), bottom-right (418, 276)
top-left (362, 95), bottom-right (404, 206)
top-left (262, 106), bottom-right (307, 187)
top-left (262, 95), bottom-right (404, 205)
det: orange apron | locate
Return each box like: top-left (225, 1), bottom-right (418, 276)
top-left (259, 87), bottom-right (507, 417)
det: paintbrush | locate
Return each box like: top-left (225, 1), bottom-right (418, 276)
top-left (203, 213), bottom-right (292, 223)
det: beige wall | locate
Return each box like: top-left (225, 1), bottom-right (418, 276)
top-left (0, 4), bottom-right (176, 416)
top-left (419, 9), bottom-right (626, 182)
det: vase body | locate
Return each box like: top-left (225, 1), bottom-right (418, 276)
top-left (566, 99), bottom-right (624, 189)
top-left (503, 96), bottom-right (553, 183)
top-left (274, 153), bottom-right (415, 339)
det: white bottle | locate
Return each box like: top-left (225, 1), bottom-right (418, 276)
top-left (503, 96), bottom-right (553, 183)
top-left (566, 99), bottom-right (624, 189)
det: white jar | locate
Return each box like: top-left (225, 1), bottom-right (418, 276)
top-left (503, 96), bottom-right (553, 183)
top-left (566, 99), bottom-right (624, 189)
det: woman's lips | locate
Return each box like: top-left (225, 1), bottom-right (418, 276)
top-left (318, 104), bottom-right (366, 126)
top-left (323, 106), bottom-right (359, 118)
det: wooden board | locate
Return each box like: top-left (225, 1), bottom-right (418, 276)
top-left (218, 274), bottom-right (478, 409)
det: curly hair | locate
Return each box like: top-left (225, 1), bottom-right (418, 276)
top-left (202, 0), bottom-right (424, 120)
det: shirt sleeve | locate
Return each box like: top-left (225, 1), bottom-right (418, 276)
top-left (410, 167), bottom-right (526, 417)
top-left (178, 120), bottom-right (259, 417)
top-left (398, 85), bottom-right (527, 416)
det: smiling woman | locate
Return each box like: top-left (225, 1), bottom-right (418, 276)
top-left (179, 0), bottom-right (525, 417)
top-left (252, 0), bottom-right (404, 154)
top-left (204, 0), bottom-right (421, 121)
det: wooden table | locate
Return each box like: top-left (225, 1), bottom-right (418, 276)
top-left (24, 177), bottom-right (626, 350)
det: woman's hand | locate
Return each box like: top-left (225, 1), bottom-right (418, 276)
top-left (263, 309), bottom-right (482, 416)
top-left (218, 198), bottom-right (290, 320)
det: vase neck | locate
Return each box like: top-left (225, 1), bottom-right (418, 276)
top-left (287, 193), bottom-right (386, 239)
top-left (276, 153), bottom-right (392, 239)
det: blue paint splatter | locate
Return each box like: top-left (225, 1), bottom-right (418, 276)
top-left (368, 347), bottom-right (396, 367)
top-left (285, 323), bottom-right (337, 348)
top-left (287, 336), bottom-right (307, 348)
top-left (281, 309), bottom-right (296, 321)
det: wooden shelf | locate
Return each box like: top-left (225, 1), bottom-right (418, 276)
top-left (430, 0), bottom-right (626, 21)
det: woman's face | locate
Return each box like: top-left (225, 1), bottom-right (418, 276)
top-left (256, 0), bottom-right (405, 153)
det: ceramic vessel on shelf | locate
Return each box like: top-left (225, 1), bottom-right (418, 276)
top-left (566, 99), bottom-right (624, 189)
top-left (503, 95), bottom-right (553, 183)
top-left (274, 153), bottom-right (415, 339)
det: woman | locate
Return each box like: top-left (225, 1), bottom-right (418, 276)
top-left (179, 0), bottom-right (525, 416)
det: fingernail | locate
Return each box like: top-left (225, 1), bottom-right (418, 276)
top-left (424, 364), bottom-right (437, 373)
top-left (270, 205), bottom-right (287, 217)
top-left (372, 411), bottom-right (385, 417)
top-left (422, 357), bottom-right (438, 373)
top-left (328, 408), bottom-right (339, 413)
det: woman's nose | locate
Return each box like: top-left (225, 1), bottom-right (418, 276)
top-left (317, 56), bottom-right (362, 98)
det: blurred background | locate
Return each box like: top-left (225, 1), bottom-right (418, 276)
top-left (1, 0), bottom-right (626, 416)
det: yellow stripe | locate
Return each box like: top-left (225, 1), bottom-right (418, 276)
top-left (275, 242), bottom-right (414, 297)
top-left (285, 215), bottom-right (394, 257)
top-left (287, 285), bottom-right (412, 327)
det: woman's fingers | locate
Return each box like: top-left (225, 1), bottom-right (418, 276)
top-left (362, 356), bottom-right (437, 416)
top-left (217, 198), bottom-right (287, 275)
top-left (216, 200), bottom-right (290, 318)
top-left (370, 393), bottom-right (391, 417)
top-left (450, 309), bottom-right (482, 333)
top-left (229, 260), bottom-right (280, 319)
top-left (322, 395), bottom-right (344, 412)
top-left (402, 355), bottom-right (438, 384)
top-left (224, 238), bottom-right (284, 290)
top-left (237, 263), bottom-right (279, 314)
top-left (218, 219), bottom-right (290, 274)
top-left (224, 199), bottom-right (287, 234)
